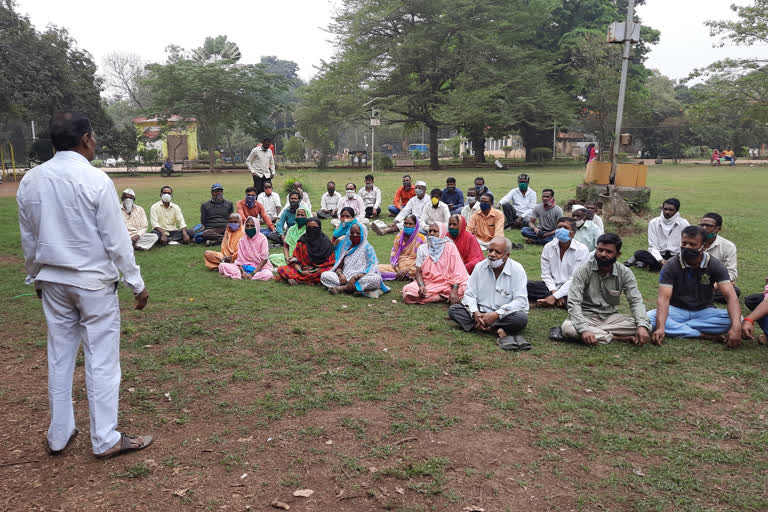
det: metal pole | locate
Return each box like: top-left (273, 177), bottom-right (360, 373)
top-left (31, 120), bottom-right (36, 140)
top-left (371, 107), bottom-right (375, 174)
top-left (610, 0), bottom-right (636, 183)
top-left (553, 124), bottom-right (557, 161)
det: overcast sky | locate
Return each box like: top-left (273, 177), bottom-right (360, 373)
top-left (14, 0), bottom-right (767, 83)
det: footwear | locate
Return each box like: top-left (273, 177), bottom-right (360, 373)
top-left (46, 429), bottom-right (79, 456)
top-left (371, 223), bottom-right (386, 236)
top-left (548, 327), bottom-right (564, 342)
top-left (510, 242), bottom-right (524, 250)
top-left (95, 433), bottom-right (153, 459)
top-left (623, 256), bottom-right (636, 267)
top-left (635, 261), bottom-right (646, 269)
top-left (496, 334), bottom-right (531, 351)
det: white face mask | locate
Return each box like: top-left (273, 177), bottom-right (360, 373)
top-left (416, 188), bottom-right (425, 197)
top-left (346, 190), bottom-right (355, 198)
top-left (468, 196), bottom-right (477, 205)
top-left (575, 219), bottom-right (585, 228)
top-left (161, 193), bottom-right (172, 203)
top-left (122, 198), bottom-right (134, 213)
top-left (488, 257), bottom-right (505, 268)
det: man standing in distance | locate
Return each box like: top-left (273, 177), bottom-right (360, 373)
top-left (17, 112), bottom-right (153, 458)
top-left (246, 137), bottom-right (275, 195)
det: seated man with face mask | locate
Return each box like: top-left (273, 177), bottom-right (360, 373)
top-left (550, 233), bottom-right (651, 346)
top-left (331, 183), bottom-right (367, 227)
top-left (460, 188), bottom-right (480, 225)
top-left (467, 193), bottom-right (504, 250)
top-left (527, 217), bottom-right (590, 307)
top-left (626, 198), bottom-right (689, 271)
top-left (419, 189), bottom-right (451, 233)
top-left (200, 183), bottom-right (234, 246)
top-left (150, 185), bottom-right (191, 245)
top-left (372, 181), bottom-right (430, 235)
top-left (499, 174), bottom-right (536, 229)
top-left (448, 237), bottom-right (530, 351)
top-left (521, 188), bottom-right (563, 245)
top-left (236, 186), bottom-right (281, 243)
top-left (699, 212), bottom-right (740, 303)
top-left (121, 188), bottom-right (158, 251)
top-left (571, 206), bottom-right (601, 251)
top-left (647, 226), bottom-right (742, 348)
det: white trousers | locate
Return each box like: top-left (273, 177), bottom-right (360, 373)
top-left (41, 281), bottom-right (122, 454)
top-left (135, 232), bottom-right (158, 250)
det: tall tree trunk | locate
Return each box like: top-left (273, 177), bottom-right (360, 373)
top-left (470, 126), bottom-right (486, 163)
top-left (520, 123), bottom-right (553, 162)
top-left (208, 129), bottom-right (216, 172)
top-left (429, 125), bottom-right (439, 170)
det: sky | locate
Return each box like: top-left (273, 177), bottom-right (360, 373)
top-left (14, 0), bottom-right (767, 83)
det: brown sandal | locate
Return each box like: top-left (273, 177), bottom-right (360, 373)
top-left (95, 433), bottom-right (153, 459)
top-left (45, 429), bottom-right (79, 456)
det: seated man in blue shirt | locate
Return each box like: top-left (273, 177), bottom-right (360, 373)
top-left (440, 176), bottom-right (464, 215)
top-left (448, 237), bottom-right (530, 351)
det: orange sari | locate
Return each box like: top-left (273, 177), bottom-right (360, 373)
top-left (204, 224), bottom-right (245, 269)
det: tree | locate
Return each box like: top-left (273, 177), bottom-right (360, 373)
top-left (283, 136), bottom-right (305, 162)
top-left (191, 35), bottom-right (242, 63)
top-left (144, 39), bottom-right (289, 171)
top-left (101, 52), bottom-right (149, 109)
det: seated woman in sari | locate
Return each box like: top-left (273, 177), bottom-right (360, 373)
top-left (269, 204), bottom-right (309, 267)
top-left (447, 214), bottom-right (484, 275)
top-left (204, 213), bottom-right (244, 270)
top-left (378, 214), bottom-right (425, 281)
top-left (402, 222), bottom-right (469, 304)
top-left (276, 217), bottom-right (336, 285)
top-left (331, 207), bottom-right (358, 244)
top-left (320, 223), bottom-right (390, 297)
top-left (219, 216), bottom-right (274, 280)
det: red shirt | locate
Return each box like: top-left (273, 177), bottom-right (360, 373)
top-left (393, 186), bottom-right (416, 208)
top-left (236, 199), bottom-right (276, 231)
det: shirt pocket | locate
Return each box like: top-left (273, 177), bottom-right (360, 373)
top-left (604, 288), bottom-right (621, 305)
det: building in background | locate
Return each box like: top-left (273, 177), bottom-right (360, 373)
top-left (132, 115), bottom-right (199, 162)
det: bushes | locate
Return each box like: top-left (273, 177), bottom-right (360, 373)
top-left (91, 159), bottom-right (103, 167)
top-left (530, 147), bottom-right (553, 162)
top-left (374, 153), bottom-right (393, 169)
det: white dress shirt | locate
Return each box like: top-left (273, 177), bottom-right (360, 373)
top-left (540, 238), bottom-right (590, 299)
top-left (17, 151), bottom-right (144, 293)
top-left (420, 201), bottom-right (451, 227)
top-left (321, 191), bottom-right (342, 212)
top-left (395, 194), bottom-right (430, 223)
top-left (647, 213), bottom-right (690, 261)
top-left (499, 188), bottom-right (537, 219)
top-left (592, 214), bottom-right (604, 234)
top-left (703, 235), bottom-right (738, 281)
top-left (462, 258), bottom-right (529, 318)
top-left (360, 185), bottom-right (382, 210)
top-left (336, 194), bottom-right (366, 220)
top-left (257, 191), bottom-right (282, 218)
top-left (460, 202), bottom-right (480, 224)
top-left (246, 145), bottom-right (275, 178)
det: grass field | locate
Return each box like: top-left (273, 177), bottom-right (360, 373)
top-left (1, 164), bottom-right (767, 511)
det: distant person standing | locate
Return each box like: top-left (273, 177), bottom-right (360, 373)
top-left (17, 112), bottom-right (152, 458)
top-left (246, 137), bottom-right (276, 195)
top-left (585, 144), bottom-right (597, 165)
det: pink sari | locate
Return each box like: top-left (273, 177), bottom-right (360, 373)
top-left (402, 223), bottom-right (469, 304)
top-left (219, 216), bottom-right (274, 280)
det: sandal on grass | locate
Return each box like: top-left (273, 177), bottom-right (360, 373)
top-left (95, 433), bottom-right (153, 459)
top-left (496, 334), bottom-right (531, 352)
top-left (45, 429), bottom-right (79, 456)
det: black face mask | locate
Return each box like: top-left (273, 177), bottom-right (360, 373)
top-left (596, 256), bottom-right (616, 268)
top-left (681, 247), bottom-right (701, 264)
top-left (289, 200), bottom-right (300, 210)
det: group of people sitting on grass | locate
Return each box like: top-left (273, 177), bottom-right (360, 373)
top-left (119, 175), bottom-right (768, 351)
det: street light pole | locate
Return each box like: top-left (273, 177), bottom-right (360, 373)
top-left (610, 0), bottom-right (636, 183)
top-left (371, 106), bottom-right (375, 174)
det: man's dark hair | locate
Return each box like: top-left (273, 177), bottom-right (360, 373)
top-left (49, 112), bottom-right (93, 151)
top-left (703, 212), bottom-right (722, 226)
top-left (261, 137), bottom-right (272, 144)
top-left (430, 188), bottom-right (442, 197)
top-left (346, 182), bottom-right (356, 190)
top-left (681, 225), bottom-right (706, 242)
top-left (557, 216), bottom-right (575, 230)
top-left (663, 198), bottom-right (681, 211)
top-left (402, 174), bottom-right (411, 179)
top-left (480, 192), bottom-right (494, 203)
top-left (288, 191), bottom-right (300, 200)
top-left (475, 176), bottom-right (485, 183)
top-left (446, 176), bottom-right (456, 184)
top-left (160, 185), bottom-right (173, 194)
top-left (327, 181), bottom-right (335, 186)
top-left (263, 181), bottom-right (272, 187)
top-left (596, 233), bottom-right (622, 252)
top-left (365, 174), bottom-right (374, 181)
top-left (543, 188), bottom-right (554, 196)
top-left (518, 173), bottom-right (530, 182)
top-left (245, 186), bottom-right (257, 194)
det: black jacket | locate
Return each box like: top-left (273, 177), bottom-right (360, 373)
top-left (201, 199), bottom-right (233, 228)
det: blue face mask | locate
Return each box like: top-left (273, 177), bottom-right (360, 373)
top-left (555, 227), bottom-right (571, 242)
top-left (403, 227), bottom-right (415, 236)
top-left (479, 202), bottom-right (491, 212)
top-left (245, 195), bottom-right (256, 208)
top-left (228, 222), bottom-right (241, 231)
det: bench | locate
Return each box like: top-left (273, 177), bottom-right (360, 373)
top-left (394, 159), bottom-right (415, 167)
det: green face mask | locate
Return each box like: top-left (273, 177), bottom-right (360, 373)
top-left (448, 227), bottom-right (459, 238)
top-left (296, 217), bottom-right (308, 227)
top-left (245, 228), bottom-right (257, 238)
top-left (518, 182), bottom-right (528, 191)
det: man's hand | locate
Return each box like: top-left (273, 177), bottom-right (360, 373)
top-left (556, 297), bottom-right (566, 308)
top-left (396, 269), bottom-right (409, 280)
top-left (476, 312), bottom-right (499, 331)
top-left (659, 258), bottom-right (666, 266)
top-left (182, 231), bottom-right (190, 243)
top-left (160, 233), bottom-right (169, 244)
top-left (726, 326), bottom-right (742, 348)
top-left (131, 235), bottom-right (140, 243)
top-left (449, 288), bottom-right (460, 305)
top-left (533, 226), bottom-right (541, 235)
top-left (537, 294), bottom-right (557, 307)
top-left (134, 288), bottom-right (149, 310)
top-left (742, 320), bottom-right (755, 340)
top-left (651, 328), bottom-right (665, 345)
top-left (634, 327), bottom-right (650, 345)
top-left (472, 312), bottom-right (485, 330)
top-left (581, 331), bottom-right (597, 345)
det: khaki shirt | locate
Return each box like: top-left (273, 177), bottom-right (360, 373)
top-left (122, 204), bottom-right (148, 237)
top-left (567, 257), bottom-right (650, 333)
top-left (150, 201), bottom-right (187, 235)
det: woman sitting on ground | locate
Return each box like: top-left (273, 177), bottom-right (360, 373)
top-left (204, 213), bottom-right (244, 270)
top-left (402, 222), bottom-right (469, 304)
top-left (276, 217), bottom-right (336, 285)
top-left (320, 223), bottom-right (389, 297)
top-left (378, 214), bottom-right (426, 280)
top-left (269, 205), bottom-right (309, 267)
top-left (446, 214), bottom-right (484, 275)
top-left (218, 216), bottom-right (274, 280)
top-left (331, 207), bottom-right (359, 244)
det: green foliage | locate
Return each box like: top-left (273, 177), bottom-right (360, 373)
top-left (530, 147), bottom-right (553, 162)
top-left (283, 136), bottom-right (304, 162)
top-left (90, 159), bottom-right (103, 167)
top-left (374, 153), bottom-right (393, 169)
top-left (138, 147), bottom-right (159, 163)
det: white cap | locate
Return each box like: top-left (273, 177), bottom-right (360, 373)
top-left (414, 180), bottom-right (426, 187)
top-left (572, 204), bottom-right (585, 211)
top-left (123, 188), bottom-right (136, 197)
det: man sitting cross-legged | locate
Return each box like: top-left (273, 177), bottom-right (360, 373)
top-left (699, 212), bottom-right (740, 303)
top-left (448, 237), bottom-right (530, 351)
top-left (626, 198), bottom-right (688, 271)
top-left (647, 226), bottom-right (742, 348)
top-left (527, 217), bottom-right (589, 308)
top-left (521, 188), bottom-right (563, 245)
top-left (550, 233), bottom-right (651, 346)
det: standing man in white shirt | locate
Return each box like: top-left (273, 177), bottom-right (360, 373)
top-left (527, 217), bottom-right (590, 307)
top-left (372, 181), bottom-right (430, 235)
top-left (17, 112), bottom-right (152, 459)
top-left (257, 181), bottom-right (282, 224)
top-left (246, 137), bottom-right (275, 195)
top-left (448, 237), bottom-right (531, 351)
top-left (360, 174), bottom-right (382, 220)
top-left (625, 198), bottom-right (689, 271)
top-left (319, 181), bottom-right (342, 219)
top-left (499, 173), bottom-right (537, 229)
top-left (699, 212), bottom-right (740, 302)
